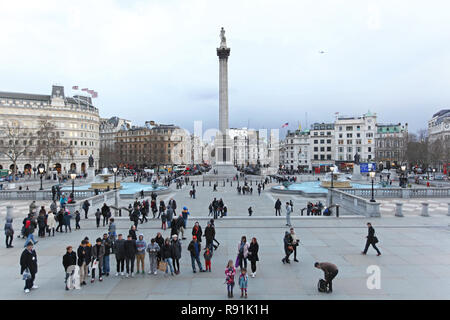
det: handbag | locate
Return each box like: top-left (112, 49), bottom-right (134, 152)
top-left (373, 237), bottom-right (379, 244)
top-left (235, 255), bottom-right (240, 268)
top-left (158, 261), bottom-right (167, 272)
top-left (91, 259), bottom-right (98, 269)
top-left (288, 245), bottom-right (294, 252)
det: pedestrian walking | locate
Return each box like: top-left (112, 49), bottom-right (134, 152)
top-left (204, 222), bottom-right (216, 251)
top-left (108, 218), bottom-right (117, 243)
top-left (82, 200), bottom-right (90, 219)
top-left (315, 262), bottom-right (339, 293)
top-left (101, 203), bottom-right (110, 227)
top-left (225, 260), bottom-right (236, 298)
top-left (95, 209), bottom-right (101, 228)
top-left (161, 211), bottom-right (167, 230)
top-left (114, 234), bottom-right (125, 276)
top-left (136, 234), bottom-right (147, 275)
top-left (239, 268), bottom-right (248, 298)
top-left (5, 217), bottom-right (14, 248)
top-left (20, 241), bottom-right (38, 293)
top-left (147, 238), bottom-right (160, 275)
top-left (75, 210), bottom-right (81, 230)
top-left (361, 222), bottom-right (381, 256)
top-left (248, 237), bottom-right (259, 277)
top-left (248, 207), bottom-right (253, 216)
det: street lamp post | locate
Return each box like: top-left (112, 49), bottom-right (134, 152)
top-left (112, 167), bottom-right (118, 189)
top-left (401, 164), bottom-right (406, 188)
top-left (70, 173), bottom-right (76, 199)
top-left (38, 167), bottom-right (44, 190)
top-left (330, 166), bottom-right (335, 189)
top-left (369, 170), bottom-right (376, 202)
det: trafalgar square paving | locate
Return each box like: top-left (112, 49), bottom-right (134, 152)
top-left (1, 182), bottom-right (450, 300)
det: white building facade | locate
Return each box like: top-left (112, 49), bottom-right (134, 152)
top-left (334, 111), bottom-right (377, 170)
top-left (0, 85), bottom-right (100, 175)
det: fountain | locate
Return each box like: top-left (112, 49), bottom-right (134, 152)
top-left (90, 168), bottom-right (121, 190)
top-left (320, 169), bottom-right (351, 188)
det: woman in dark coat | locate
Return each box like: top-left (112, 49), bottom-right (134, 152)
top-left (248, 237), bottom-right (259, 278)
top-left (192, 222), bottom-right (203, 243)
top-left (154, 232), bottom-right (164, 267)
top-left (171, 234), bottom-right (182, 274)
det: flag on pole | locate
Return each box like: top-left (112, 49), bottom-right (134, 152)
top-left (281, 122), bottom-right (289, 128)
top-left (81, 88), bottom-right (89, 91)
top-left (72, 86), bottom-right (79, 90)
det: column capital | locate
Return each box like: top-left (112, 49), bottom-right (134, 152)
top-left (217, 47), bottom-right (230, 59)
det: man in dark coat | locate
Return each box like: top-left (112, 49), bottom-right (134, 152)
top-left (101, 203), bottom-right (110, 227)
top-left (281, 231), bottom-right (293, 264)
top-left (362, 222), bottom-right (381, 256)
top-left (82, 200), bottom-right (90, 219)
top-left (315, 262), bottom-right (338, 293)
top-left (20, 241), bottom-right (38, 293)
top-left (124, 234), bottom-right (137, 277)
top-left (275, 199), bottom-right (282, 216)
top-left (114, 234), bottom-right (126, 276)
top-left (62, 246), bottom-right (77, 290)
top-left (204, 222), bottom-right (216, 251)
top-left (187, 236), bottom-right (205, 273)
top-left (77, 240), bottom-right (91, 286)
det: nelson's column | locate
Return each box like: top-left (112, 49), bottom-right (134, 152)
top-left (213, 27), bottom-right (238, 177)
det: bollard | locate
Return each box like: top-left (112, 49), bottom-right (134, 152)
top-left (202, 181), bottom-right (204, 187)
top-left (421, 202), bottom-right (430, 217)
top-left (336, 205), bottom-right (339, 218)
top-left (250, 181), bottom-right (252, 186)
top-left (395, 203), bottom-right (404, 217)
top-left (209, 181), bottom-right (211, 187)
top-left (119, 208), bottom-right (122, 217)
top-left (196, 181), bottom-right (198, 187)
top-left (223, 180), bottom-right (225, 187)
top-left (447, 203), bottom-right (450, 216)
top-left (230, 181), bottom-right (232, 187)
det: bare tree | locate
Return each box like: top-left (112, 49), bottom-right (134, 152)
top-left (0, 121), bottom-right (35, 180)
top-left (99, 145), bottom-right (121, 168)
top-left (35, 120), bottom-right (72, 177)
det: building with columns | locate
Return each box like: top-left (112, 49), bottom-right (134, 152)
top-left (0, 85), bottom-right (100, 175)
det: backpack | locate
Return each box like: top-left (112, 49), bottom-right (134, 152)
top-left (318, 279), bottom-right (328, 293)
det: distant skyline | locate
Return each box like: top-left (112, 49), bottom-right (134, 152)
top-left (1, 0), bottom-right (449, 134)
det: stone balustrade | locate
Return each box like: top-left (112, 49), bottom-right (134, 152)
top-left (65, 190), bottom-right (119, 215)
top-left (327, 188), bottom-right (380, 217)
top-left (340, 187), bottom-right (450, 199)
top-left (0, 189), bottom-right (99, 201)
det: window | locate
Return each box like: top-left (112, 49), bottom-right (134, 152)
top-left (338, 140), bottom-right (344, 145)
top-left (314, 140), bottom-right (318, 144)
top-left (327, 154), bottom-right (332, 160)
top-left (320, 140), bottom-right (324, 144)
top-left (320, 147), bottom-right (325, 152)
top-left (347, 147), bottom-right (352, 152)
top-left (320, 155), bottom-right (325, 160)
top-left (314, 147), bottom-right (318, 152)
top-left (327, 139), bottom-right (331, 144)
top-left (347, 140), bottom-right (352, 144)
top-left (339, 134), bottom-right (343, 138)
top-left (314, 155), bottom-right (318, 160)
top-left (346, 126), bottom-right (352, 131)
top-left (327, 147), bottom-right (331, 151)
top-left (346, 133), bottom-right (352, 138)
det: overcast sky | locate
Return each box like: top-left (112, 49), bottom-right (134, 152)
top-left (1, 0), bottom-right (449, 135)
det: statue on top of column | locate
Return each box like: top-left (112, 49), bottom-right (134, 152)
top-left (220, 27), bottom-right (227, 47)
